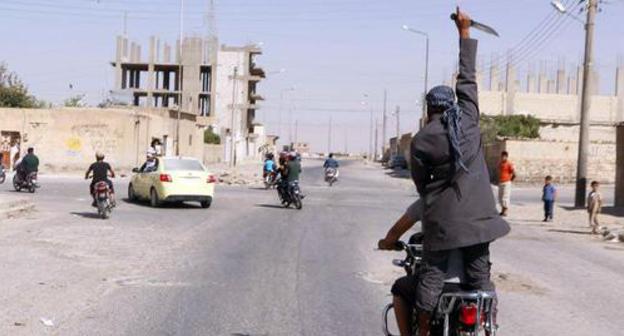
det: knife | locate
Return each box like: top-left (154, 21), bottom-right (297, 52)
top-left (450, 13), bottom-right (500, 37)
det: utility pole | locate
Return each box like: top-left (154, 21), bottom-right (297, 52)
top-left (344, 128), bottom-right (348, 154)
top-left (374, 118), bottom-right (379, 161)
top-left (575, 0), bottom-right (598, 207)
top-left (369, 106), bottom-right (373, 160)
top-left (395, 106), bottom-right (400, 155)
top-left (294, 119), bottom-right (298, 144)
top-left (175, 0), bottom-right (184, 156)
top-left (382, 89), bottom-right (387, 159)
top-left (229, 66), bottom-right (238, 167)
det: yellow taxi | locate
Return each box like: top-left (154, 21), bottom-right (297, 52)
top-left (128, 157), bottom-right (216, 208)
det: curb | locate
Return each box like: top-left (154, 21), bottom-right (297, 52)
top-left (0, 197), bottom-right (35, 220)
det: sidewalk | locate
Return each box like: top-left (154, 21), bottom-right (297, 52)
top-left (506, 202), bottom-right (624, 244)
top-left (0, 193), bottom-right (35, 219)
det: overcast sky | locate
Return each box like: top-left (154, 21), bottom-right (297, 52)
top-left (1, 0), bottom-right (623, 153)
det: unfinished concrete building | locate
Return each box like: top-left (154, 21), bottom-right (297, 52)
top-left (111, 35), bottom-right (267, 163)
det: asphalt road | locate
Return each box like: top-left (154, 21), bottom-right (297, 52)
top-left (0, 160), bottom-right (623, 335)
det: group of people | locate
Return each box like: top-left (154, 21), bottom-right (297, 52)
top-left (263, 151), bottom-right (302, 200)
top-left (498, 151), bottom-right (603, 232)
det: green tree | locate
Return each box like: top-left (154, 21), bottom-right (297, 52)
top-left (0, 63), bottom-right (41, 108)
top-left (204, 127), bottom-right (221, 144)
top-left (480, 114), bottom-right (540, 144)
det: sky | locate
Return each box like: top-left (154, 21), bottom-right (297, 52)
top-left (1, 0), bottom-right (624, 154)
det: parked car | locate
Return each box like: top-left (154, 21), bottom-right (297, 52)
top-left (388, 155), bottom-right (408, 169)
top-left (128, 157), bottom-right (216, 208)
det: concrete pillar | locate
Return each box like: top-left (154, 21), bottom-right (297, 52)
top-left (615, 124), bottom-right (624, 206)
top-left (505, 63), bottom-right (516, 115)
top-left (490, 64), bottom-right (499, 91)
top-left (122, 37), bottom-right (129, 62)
top-left (115, 36), bottom-right (123, 89)
top-left (136, 45), bottom-right (142, 63)
top-left (567, 76), bottom-right (577, 95)
top-left (527, 73), bottom-right (537, 93)
top-left (538, 73), bottom-right (548, 94)
top-left (592, 70), bottom-right (600, 95)
top-left (616, 64), bottom-right (624, 121)
top-left (164, 43), bottom-right (171, 63)
top-left (147, 36), bottom-right (156, 107)
top-left (556, 68), bottom-right (566, 94)
top-left (129, 42), bottom-right (136, 63)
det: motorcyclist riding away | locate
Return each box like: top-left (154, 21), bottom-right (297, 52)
top-left (16, 147), bottom-right (39, 181)
top-left (323, 153), bottom-right (339, 169)
top-left (379, 9), bottom-right (510, 336)
top-left (85, 152), bottom-right (116, 207)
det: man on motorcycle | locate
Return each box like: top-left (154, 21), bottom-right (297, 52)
top-left (263, 153), bottom-right (276, 178)
top-left (323, 153), bottom-right (339, 170)
top-left (85, 152), bottom-right (116, 207)
top-left (380, 9), bottom-right (510, 336)
top-left (16, 147), bottom-right (39, 182)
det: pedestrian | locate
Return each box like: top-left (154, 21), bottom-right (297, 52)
top-left (497, 151), bottom-right (515, 216)
top-left (9, 142), bottom-right (19, 171)
top-left (542, 175), bottom-right (557, 222)
top-left (587, 180), bottom-right (603, 234)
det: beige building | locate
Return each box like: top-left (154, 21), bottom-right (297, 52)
top-left (0, 107), bottom-right (204, 172)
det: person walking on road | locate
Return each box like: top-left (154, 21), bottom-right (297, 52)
top-left (542, 176), bottom-right (557, 222)
top-left (587, 180), bottom-right (603, 234)
top-left (497, 151), bottom-right (515, 216)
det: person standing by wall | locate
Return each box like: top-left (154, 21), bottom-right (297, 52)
top-left (497, 151), bottom-right (515, 217)
top-left (542, 175), bottom-right (557, 222)
top-left (587, 181), bottom-right (603, 234)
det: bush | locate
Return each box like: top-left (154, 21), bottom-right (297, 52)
top-left (480, 114), bottom-right (540, 144)
top-left (204, 127), bottom-right (221, 144)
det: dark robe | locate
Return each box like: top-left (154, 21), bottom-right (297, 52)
top-left (410, 38), bottom-right (510, 251)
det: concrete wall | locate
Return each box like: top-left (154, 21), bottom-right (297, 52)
top-left (0, 107), bottom-right (204, 172)
top-left (203, 144), bottom-right (224, 164)
top-left (485, 138), bottom-right (615, 184)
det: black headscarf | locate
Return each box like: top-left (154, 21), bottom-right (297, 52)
top-left (425, 85), bottom-right (468, 173)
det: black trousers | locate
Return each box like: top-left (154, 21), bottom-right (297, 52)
top-left (391, 242), bottom-right (494, 313)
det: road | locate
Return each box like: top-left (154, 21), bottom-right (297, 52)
top-left (0, 160), bottom-right (623, 335)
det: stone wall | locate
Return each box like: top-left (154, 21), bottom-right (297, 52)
top-left (0, 107), bottom-right (205, 173)
top-left (485, 138), bottom-right (615, 184)
top-left (203, 144), bottom-right (225, 164)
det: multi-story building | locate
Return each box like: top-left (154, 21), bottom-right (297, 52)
top-left (111, 35), bottom-right (266, 163)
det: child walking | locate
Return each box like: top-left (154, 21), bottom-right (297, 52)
top-left (542, 176), bottom-right (557, 222)
top-left (587, 181), bottom-right (603, 234)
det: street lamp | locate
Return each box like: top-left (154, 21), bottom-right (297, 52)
top-left (552, 0), bottom-right (598, 207)
top-left (550, 1), bottom-right (585, 23)
top-left (402, 25), bottom-right (430, 129)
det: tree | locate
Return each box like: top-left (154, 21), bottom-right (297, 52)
top-left (0, 63), bottom-right (42, 108)
top-left (480, 114), bottom-right (540, 144)
top-left (204, 127), bottom-right (221, 144)
top-left (63, 94), bottom-right (87, 107)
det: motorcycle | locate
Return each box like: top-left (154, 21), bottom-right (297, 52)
top-left (264, 171), bottom-right (278, 189)
top-left (92, 181), bottom-right (113, 219)
top-left (0, 165), bottom-right (5, 184)
top-left (382, 233), bottom-right (498, 336)
top-left (278, 180), bottom-right (303, 210)
top-left (324, 167), bottom-right (338, 186)
top-left (13, 171), bottom-right (38, 193)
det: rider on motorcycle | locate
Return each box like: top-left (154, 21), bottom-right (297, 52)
top-left (85, 152), bottom-right (116, 207)
top-left (263, 153), bottom-right (276, 178)
top-left (15, 147), bottom-right (39, 182)
top-left (380, 9), bottom-right (510, 336)
top-left (323, 153), bottom-right (339, 170)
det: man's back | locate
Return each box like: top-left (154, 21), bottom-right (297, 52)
top-left (286, 160), bottom-right (301, 182)
top-left (22, 154), bottom-right (39, 172)
top-left (90, 161), bottom-right (111, 182)
top-left (324, 158), bottom-right (339, 169)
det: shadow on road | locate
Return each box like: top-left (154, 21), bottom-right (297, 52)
top-left (120, 198), bottom-right (202, 209)
top-left (70, 211), bottom-right (103, 219)
top-left (547, 229), bottom-right (593, 235)
top-left (385, 168), bottom-right (410, 179)
top-left (599, 206), bottom-right (624, 218)
top-left (255, 203), bottom-right (290, 210)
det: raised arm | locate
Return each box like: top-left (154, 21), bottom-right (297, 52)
top-left (453, 8), bottom-right (479, 120)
